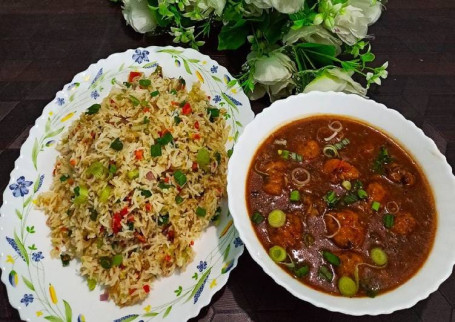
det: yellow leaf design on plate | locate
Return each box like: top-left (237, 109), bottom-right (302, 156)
top-left (49, 283), bottom-right (58, 304)
top-left (36, 311), bottom-right (43, 317)
top-left (61, 112), bottom-right (74, 122)
top-left (210, 279), bottom-right (217, 289)
top-left (143, 304), bottom-right (151, 312)
top-left (220, 220), bottom-right (233, 238)
top-left (6, 255), bottom-right (14, 264)
top-left (195, 70), bottom-right (204, 83)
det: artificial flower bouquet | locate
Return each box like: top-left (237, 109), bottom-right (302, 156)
top-left (118, 0), bottom-right (388, 101)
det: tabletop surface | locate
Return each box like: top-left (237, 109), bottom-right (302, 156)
top-left (1, 0), bottom-right (454, 321)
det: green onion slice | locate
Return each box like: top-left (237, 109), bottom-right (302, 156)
top-left (323, 251), bottom-right (341, 266)
top-left (268, 209), bottom-right (286, 228)
top-left (269, 246), bottom-right (287, 262)
top-left (338, 276), bottom-right (358, 297)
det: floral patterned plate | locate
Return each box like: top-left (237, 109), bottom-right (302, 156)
top-left (0, 46), bottom-right (254, 322)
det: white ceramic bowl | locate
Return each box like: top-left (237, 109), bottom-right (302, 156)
top-left (227, 92), bottom-right (455, 315)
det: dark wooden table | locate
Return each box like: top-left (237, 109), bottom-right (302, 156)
top-left (1, 0), bottom-right (454, 321)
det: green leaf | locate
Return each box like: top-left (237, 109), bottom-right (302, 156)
top-left (223, 244), bottom-right (231, 261)
top-left (24, 196), bottom-right (32, 208)
top-left (295, 43), bottom-right (337, 67)
top-left (15, 209), bottom-right (22, 220)
top-left (45, 118), bottom-right (51, 133)
top-left (117, 315), bottom-right (138, 322)
top-left (28, 244), bottom-right (37, 250)
top-left (32, 138), bottom-right (39, 170)
top-left (33, 174), bottom-right (41, 193)
top-left (192, 272), bottom-right (198, 280)
top-left (158, 49), bottom-right (183, 55)
top-left (163, 306), bottom-right (172, 318)
top-left (174, 285), bottom-right (183, 296)
top-left (235, 121), bottom-right (243, 127)
top-left (221, 93), bottom-right (239, 112)
top-left (188, 59), bottom-right (200, 63)
top-left (218, 20), bottom-right (249, 51)
top-left (212, 75), bottom-right (222, 82)
top-left (63, 300), bottom-right (72, 322)
top-left (69, 94), bottom-right (75, 102)
top-left (14, 231), bottom-right (29, 265)
top-left (44, 126), bottom-right (65, 140)
top-left (186, 267), bottom-right (211, 303)
top-left (22, 276), bottom-right (35, 291)
top-left (143, 61), bottom-right (158, 68)
top-left (143, 312), bottom-right (159, 317)
top-left (44, 317), bottom-right (64, 322)
top-left (182, 59), bottom-right (192, 75)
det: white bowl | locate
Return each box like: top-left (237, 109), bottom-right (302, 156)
top-left (227, 92), bottom-right (455, 315)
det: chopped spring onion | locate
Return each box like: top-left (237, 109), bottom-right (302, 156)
top-left (127, 169), bottom-right (139, 180)
top-left (251, 211), bottom-right (265, 224)
top-left (383, 214), bottom-right (395, 229)
top-left (294, 265), bottom-right (310, 278)
top-left (290, 152), bottom-right (303, 162)
top-left (371, 201), bottom-right (381, 211)
top-left (150, 90), bottom-right (159, 97)
top-left (370, 247), bottom-right (388, 266)
top-left (318, 265), bottom-right (333, 282)
top-left (196, 207), bottom-right (207, 217)
top-left (60, 253), bottom-right (71, 267)
top-left (108, 164), bottom-right (117, 175)
top-left (357, 189), bottom-right (368, 199)
top-left (89, 208), bottom-right (98, 221)
top-left (173, 170), bottom-right (187, 186)
top-left (143, 116), bottom-right (150, 124)
top-left (86, 103), bottom-right (101, 115)
top-left (342, 180), bottom-right (351, 190)
top-left (99, 256), bottom-right (112, 269)
top-left (323, 145), bottom-right (339, 158)
top-left (87, 278), bottom-right (97, 291)
top-left (174, 115), bottom-right (182, 125)
top-left (215, 152), bottom-right (221, 164)
top-left (323, 190), bottom-right (339, 208)
top-left (207, 108), bottom-right (220, 121)
top-left (334, 138), bottom-right (351, 150)
top-left (197, 148), bottom-right (210, 169)
top-left (112, 254), bottom-right (123, 266)
top-left (158, 181), bottom-right (172, 189)
top-left (343, 193), bottom-right (358, 205)
top-left (110, 138), bottom-right (123, 151)
top-left (268, 209), bottom-right (286, 228)
top-left (87, 161), bottom-right (107, 179)
top-left (98, 185), bottom-right (112, 203)
top-left (141, 189), bottom-right (152, 197)
top-left (291, 168), bottom-right (311, 187)
top-left (277, 149), bottom-right (290, 160)
top-left (74, 185), bottom-right (89, 205)
top-left (175, 195), bottom-right (184, 204)
top-left (338, 276), bottom-right (357, 297)
top-left (139, 79), bottom-right (151, 87)
top-left (60, 174), bottom-right (70, 182)
top-left (290, 190), bottom-right (300, 202)
top-left (129, 95), bottom-right (140, 106)
top-left (323, 251), bottom-right (341, 266)
top-left (156, 132), bottom-right (173, 146)
top-left (328, 120), bottom-right (343, 132)
top-left (269, 246), bottom-right (287, 262)
top-left (373, 146), bottom-right (392, 174)
top-left (158, 213), bottom-right (169, 225)
top-left (150, 144), bottom-right (162, 157)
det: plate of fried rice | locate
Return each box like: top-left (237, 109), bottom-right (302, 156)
top-left (0, 46), bottom-right (253, 321)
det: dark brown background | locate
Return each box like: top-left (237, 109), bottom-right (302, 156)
top-left (1, 0), bottom-right (454, 321)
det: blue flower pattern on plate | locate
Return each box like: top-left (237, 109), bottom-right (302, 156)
top-left (20, 294), bottom-right (33, 307)
top-left (91, 90), bottom-right (100, 99)
top-left (234, 237), bottom-right (243, 248)
top-left (225, 93), bottom-right (242, 106)
top-left (6, 237), bottom-right (26, 262)
top-left (56, 97), bottom-right (65, 106)
top-left (193, 272), bottom-right (210, 304)
top-left (9, 176), bottom-right (33, 197)
top-left (132, 49), bottom-right (150, 64)
top-left (32, 251), bottom-right (44, 262)
top-left (213, 95), bottom-right (221, 103)
top-left (197, 260), bottom-right (207, 272)
top-left (91, 68), bottom-right (103, 86)
top-left (210, 65), bottom-right (218, 73)
top-left (36, 174), bottom-right (44, 192)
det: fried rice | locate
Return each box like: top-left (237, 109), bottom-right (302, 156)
top-left (37, 67), bottom-right (229, 306)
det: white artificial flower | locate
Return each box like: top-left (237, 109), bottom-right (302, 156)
top-left (349, 0), bottom-right (382, 25)
top-left (283, 25), bottom-right (343, 56)
top-left (198, 0), bottom-right (226, 16)
top-left (248, 50), bottom-right (296, 101)
top-left (332, 5), bottom-right (368, 45)
top-left (303, 67), bottom-right (367, 96)
top-left (244, 0), bottom-right (305, 14)
top-left (122, 0), bottom-right (157, 34)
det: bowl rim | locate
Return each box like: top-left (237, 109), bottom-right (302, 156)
top-left (227, 91), bottom-right (455, 316)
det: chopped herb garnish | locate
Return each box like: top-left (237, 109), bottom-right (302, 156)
top-left (158, 213), bottom-right (169, 226)
top-left (150, 144), bottom-right (162, 157)
top-left (357, 189), bottom-right (368, 199)
top-left (143, 116), bottom-right (150, 124)
top-left (60, 174), bottom-right (70, 182)
top-left (86, 103), bottom-right (101, 115)
top-left (112, 254), bottom-right (123, 266)
top-left (196, 207), bottom-right (207, 217)
top-left (207, 108), bottom-right (220, 121)
top-left (371, 201), bottom-right (381, 211)
top-left (227, 148), bottom-right (234, 158)
top-left (251, 211), bottom-right (265, 224)
top-left (343, 193), bottom-right (358, 205)
top-left (278, 149), bottom-right (290, 160)
top-left (353, 180), bottom-right (363, 190)
top-left (174, 115), bottom-right (182, 125)
top-left (175, 195), bottom-right (184, 204)
top-left (323, 251), bottom-right (341, 266)
top-left (60, 253), bottom-right (71, 267)
top-left (110, 138), bottom-right (123, 151)
top-left (141, 189), bottom-right (152, 198)
top-left (197, 148), bottom-right (210, 169)
top-left (156, 132), bottom-right (173, 145)
top-left (150, 90), bottom-right (159, 97)
top-left (74, 186), bottom-right (80, 196)
top-left (158, 181), bottom-right (172, 189)
top-left (99, 256), bottom-right (112, 269)
top-left (87, 278), bottom-right (97, 291)
top-left (123, 81), bottom-right (132, 88)
top-left (214, 152), bottom-right (221, 163)
top-left (179, 100), bottom-right (187, 107)
top-left (212, 207), bottom-right (222, 222)
top-left (373, 146), bottom-right (392, 174)
top-left (170, 89), bottom-right (177, 95)
top-left (323, 190), bottom-right (339, 208)
top-left (127, 221), bottom-right (134, 230)
top-left (129, 95), bottom-right (140, 106)
top-left (139, 79), bottom-right (151, 87)
top-left (318, 265), bottom-right (333, 282)
top-left (108, 164), bottom-right (117, 174)
top-left (89, 208), bottom-right (98, 221)
top-left (173, 170), bottom-right (187, 186)
top-left (383, 213), bottom-right (395, 229)
top-left (294, 265), bottom-right (310, 278)
top-left (290, 190), bottom-right (300, 202)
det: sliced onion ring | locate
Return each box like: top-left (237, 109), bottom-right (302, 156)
top-left (324, 130), bottom-right (339, 142)
top-left (329, 120), bottom-right (343, 132)
top-left (254, 162), bottom-right (268, 176)
top-left (291, 168), bottom-right (310, 186)
top-left (385, 201), bottom-right (400, 214)
top-left (324, 213), bottom-right (341, 238)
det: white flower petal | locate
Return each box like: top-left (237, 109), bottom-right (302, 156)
top-left (122, 0), bottom-right (157, 34)
top-left (283, 25), bottom-right (343, 56)
top-left (270, 0), bottom-right (305, 14)
top-left (304, 68), bottom-right (367, 96)
top-left (333, 5), bottom-right (368, 45)
top-left (349, 0), bottom-right (382, 25)
top-left (252, 52), bottom-right (296, 84)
